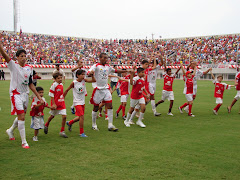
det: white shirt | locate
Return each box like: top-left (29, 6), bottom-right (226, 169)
top-left (88, 63), bottom-right (116, 89)
top-left (53, 69), bottom-right (65, 77)
top-left (7, 60), bottom-right (33, 96)
top-left (147, 64), bottom-right (161, 84)
top-left (73, 80), bottom-right (86, 106)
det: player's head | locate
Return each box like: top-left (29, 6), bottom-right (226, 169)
top-left (77, 59), bottom-right (84, 67)
top-left (113, 65), bottom-right (117, 69)
top-left (137, 67), bottom-right (145, 77)
top-left (190, 61), bottom-right (197, 68)
top-left (36, 86), bottom-right (44, 97)
top-left (76, 69), bottom-right (85, 80)
top-left (217, 75), bottom-right (223, 82)
top-left (166, 68), bottom-right (172, 75)
top-left (141, 60), bottom-right (149, 69)
top-left (16, 49), bottom-right (27, 66)
top-left (186, 71), bottom-right (192, 78)
top-left (151, 59), bottom-right (159, 65)
top-left (55, 64), bottom-right (60, 70)
top-left (99, 53), bottom-right (108, 65)
top-left (53, 72), bottom-right (62, 83)
top-left (122, 68), bottom-right (127, 77)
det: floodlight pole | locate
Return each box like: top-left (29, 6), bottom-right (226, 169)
top-left (13, 0), bottom-right (18, 33)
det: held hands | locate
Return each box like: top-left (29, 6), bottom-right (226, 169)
top-left (51, 104), bottom-right (57, 110)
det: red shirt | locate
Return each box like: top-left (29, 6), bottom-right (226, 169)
top-left (235, 72), bottom-right (240, 90)
top-left (183, 75), bottom-right (194, 94)
top-left (131, 76), bottom-right (145, 99)
top-left (49, 82), bottom-right (66, 110)
top-left (117, 74), bottom-right (130, 95)
top-left (30, 97), bottom-right (48, 116)
top-left (213, 80), bottom-right (230, 99)
top-left (163, 73), bottom-right (176, 91)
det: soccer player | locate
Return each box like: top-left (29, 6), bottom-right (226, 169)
top-left (0, 36), bottom-right (44, 149)
top-left (178, 63), bottom-right (196, 117)
top-left (227, 67), bottom-right (240, 113)
top-left (44, 72), bottom-right (68, 138)
top-left (210, 71), bottom-right (233, 115)
top-left (88, 53), bottom-right (128, 131)
top-left (145, 55), bottom-right (163, 116)
top-left (124, 68), bottom-right (150, 128)
top-left (113, 70), bottom-right (130, 120)
top-left (30, 87), bottom-right (51, 141)
top-left (70, 59), bottom-right (87, 114)
top-left (64, 69), bottom-right (96, 137)
top-left (184, 61), bottom-right (212, 113)
top-left (155, 62), bottom-right (181, 116)
top-left (110, 65), bottom-right (120, 96)
top-left (53, 64), bottom-right (66, 84)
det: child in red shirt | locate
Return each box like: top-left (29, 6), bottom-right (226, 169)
top-left (44, 72), bottom-right (68, 138)
top-left (30, 87), bottom-right (51, 141)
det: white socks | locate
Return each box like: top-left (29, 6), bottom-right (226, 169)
top-left (71, 104), bottom-right (74, 109)
top-left (92, 111), bottom-right (98, 128)
top-left (9, 117), bottom-right (18, 132)
top-left (18, 120), bottom-right (27, 144)
top-left (130, 110), bottom-right (137, 121)
top-left (107, 109), bottom-right (113, 128)
top-left (137, 112), bottom-right (144, 122)
top-left (126, 113), bottom-right (131, 122)
top-left (151, 100), bottom-right (156, 113)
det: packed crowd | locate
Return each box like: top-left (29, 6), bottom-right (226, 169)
top-left (0, 31), bottom-right (240, 65)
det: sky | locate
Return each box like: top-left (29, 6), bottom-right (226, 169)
top-left (0, 0), bottom-right (240, 39)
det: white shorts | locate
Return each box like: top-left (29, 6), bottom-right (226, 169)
top-left (90, 88), bottom-right (112, 105)
top-left (130, 97), bottom-right (145, 108)
top-left (193, 85), bottom-right (197, 95)
top-left (10, 93), bottom-right (29, 115)
top-left (31, 116), bottom-right (44, 129)
top-left (121, 94), bottom-right (129, 103)
top-left (162, 90), bottom-right (174, 101)
top-left (185, 94), bottom-right (193, 102)
top-left (49, 109), bottom-right (67, 116)
top-left (216, 98), bottom-right (223, 104)
top-left (148, 83), bottom-right (156, 95)
top-left (234, 91), bottom-right (240, 100)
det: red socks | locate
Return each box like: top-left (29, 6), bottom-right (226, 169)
top-left (180, 103), bottom-right (188, 109)
top-left (188, 104), bottom-right (192, 115)
top-left (45, 122), bottom-right (49, 127)
top-left (122, 106), bottom-right (126, 116)
top-left (117, 105), bottom-right (122, 113)
top-left (69, 120), bottom-right (74, 125)
top-left (214, 104), bottom-right (222, 112)
top-left (60, 127), bottom-right (65, 132)
top-left (80, 128), bottom-right (84, 134)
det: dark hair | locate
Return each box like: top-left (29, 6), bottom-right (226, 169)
top-left (217, 75), bottom-right (223, 79)
top-left (151, 59), bottom-right (159, 65)
top-left (56, 64), bottom-right (60, 67)
top-left (141, 60), bottom-right (149, 65)
top-left (99, 53), bottom-right (107, 58)
top-left (16, 49), bottom-right (26, 57)
top-left (76, 69), bottom-right (85, 77)
top-left (122, 68), bottom-right (126, 70)
top-left (113, 65), bottom-right (117, 68)
top-left (53, 72), bottom-right (62, 79)
top-left (36, 86), bottom-right (44, 92)
top-left (137, 67), bottom-right (145, 73)
top-left (166, 68), bottom-right (171, 72)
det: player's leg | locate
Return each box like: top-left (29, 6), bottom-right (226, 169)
top-left (104, 105), bottom-right (108, 120)
top-left (92, 105), bottom-right (99, 130)
top-left (188, 100), bottom-right (194, 117)
top-left (17, 113), bottom-right (30, 148)
top-left (136, 101), bottom-right (146, 128)
top-left (228, 92), bottom-right (240, 112)
top-left (79, 115), bottom-right (87, 137)
top-left (90, 89), bottom-right (102, 130)
top-left (33, 129), bottom-right (39, 141)
top-left (66, 116), bottom-right (80, 132)
top-left (6, 117), bottom-right (18, 140)
top-left (213, 98), bottom-right (222, 115)
top-left (124, 107), bottom-right (135, 127)
top-left (105, 102), bottom-right (118, 131)
top-left (59, 114), bottom-right (68, 138)
top-left (44, 115), bottom-right (55, 134)
top-left (122, 102), bottom-right (127, 119)
top-left (116, 103), bottom-right (122, 118)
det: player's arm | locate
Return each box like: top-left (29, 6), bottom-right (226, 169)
top-left (175, 66), bottom-right (181, 74)
top-left (180, 63), bottom-right (186, 75)
top-left (116, 69), bottom-right (128, 74)
top-left (29, 83), bottom-right (44, 104)
top-left (186, 62), bottom-right (192, 71)
top-left (71, 64), bottom-right (82, 72)
top-left (203, 68), bottom-right (212, 75)
top-left (117, 76), bottom-right (129, 82)
top-left (192, 66), bottom-right (197, 76)
top-left (143, 88), bottom-right (150, 99)
top-left (163, 61), bottom-right (167, 71)
top-left (0, 35), bottom-right (10, 63)
top-left (85, 75), bottom-right (96, 83)
top-left (51, 97), bottom-right (57, 110)
top-left (151, 59), bottom-right (157, 70)
top-left (108, 74), bottom-right (117, 78)
top-left (130, 70), bottom-right (134, 85)
top-left (210, 70), bottom-right (215, 79)
top-left (63, 82), bottom-right (74, 97)
top-left (159, 54), bottom-right (164, 66)
top-left (87, 64), bottom-right (96, 77)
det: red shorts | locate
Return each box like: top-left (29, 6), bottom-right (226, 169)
top-left (75, 105), bottom-right (85, 116)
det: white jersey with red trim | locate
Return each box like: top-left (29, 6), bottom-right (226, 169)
top-left (146, 65), bottom-right (161, 84)
top-left (212, 79), bottom-right (231, 99)
top-left (72, 80), bottom-right (86, 106)
top-left (87, 63), bottom-right (116, 89)
top-left (7, 59), bottom-right (33, 96)
top-left (72, 68), bottom-right (88, 95)
top-left (189, 68), bottom-right (203, 86)
top-left (163, 72), bottom-right (177, 91)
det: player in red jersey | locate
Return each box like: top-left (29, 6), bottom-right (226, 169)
top-left (155, 62), bottom-right (181, 116)
top-left (227, 67), bottom-right (240, 113)
top-left (124, 68), bottom-right (150, 128)
top-left (30, 87), bottom-right (51, 141)
top-left (210, 71), bottom-right (234, 115)
top-left (44, 72), bottom-right (68, 138)
top-left (0, 34), bottom-right (44, 149)
top-left (113, 69), bottom-right (130, 120)
top-left (178, 63), bottom-right (196, 117)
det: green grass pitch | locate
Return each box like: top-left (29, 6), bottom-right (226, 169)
top-left (0, 79), bottom-right (240, 179)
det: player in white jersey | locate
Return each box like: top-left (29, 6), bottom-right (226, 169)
top-left (145, 55), bottom-right (163, 116)
top-left (184, 61), bottom-right (211, 113)
top-left (64, 69), bottom-right (96, 137)
top-left (70, 59), bottom-right (87, 114)
top-left (87, 53), bottom-right (128, 131)
top-left (0, 35), bottom-right (44, 149)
